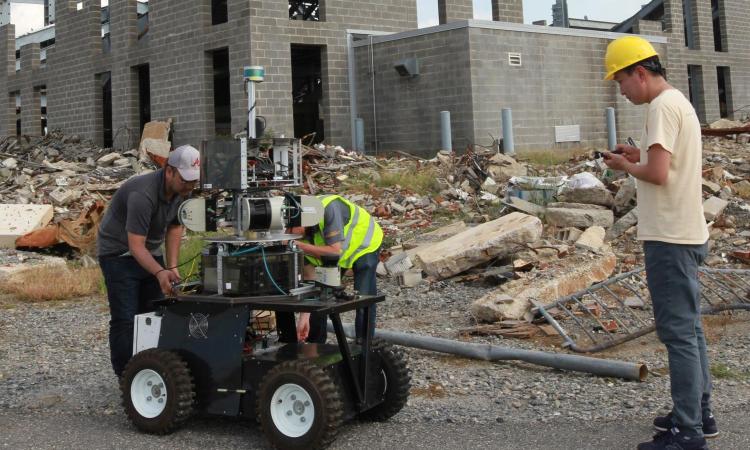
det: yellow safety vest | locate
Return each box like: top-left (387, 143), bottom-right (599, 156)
top-left (304, 195), bottom-right (383, 269)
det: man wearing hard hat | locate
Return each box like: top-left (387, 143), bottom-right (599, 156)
top-left (602, 36), bottom-right (712, 450)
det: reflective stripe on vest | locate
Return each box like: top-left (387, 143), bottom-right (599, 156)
top-left (304, 195), bottom-right (382, 269)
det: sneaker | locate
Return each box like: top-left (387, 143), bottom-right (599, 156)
top-left (638, 428), bottom-right (709, 450)
top-left (653, 412), bottom-right (719, 438)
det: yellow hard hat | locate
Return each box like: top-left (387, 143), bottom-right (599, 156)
top-left (603, 36), bottom-right (659, 81)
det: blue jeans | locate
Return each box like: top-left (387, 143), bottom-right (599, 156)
top-left (307, 249), bottom-right (380, 344)
top-left (99, 255), bottom-right (164, 376)
top-left (644, 241), bottom-right (710, 437)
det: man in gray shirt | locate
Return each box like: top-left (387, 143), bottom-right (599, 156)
top-left (97, 145), bottom-right (199, 377)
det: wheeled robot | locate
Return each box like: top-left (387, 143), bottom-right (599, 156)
top-left (119, 134), bottom-right (410, 449)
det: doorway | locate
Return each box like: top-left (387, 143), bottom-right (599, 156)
top-left (291, 44), bottom-right (324, 143)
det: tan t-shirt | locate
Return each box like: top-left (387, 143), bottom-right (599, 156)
top-left (636, 88), bottom-right (709, 244)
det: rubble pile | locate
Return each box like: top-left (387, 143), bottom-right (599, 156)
top-left (0, 117), bottom-right (748, 340)
top-left (0, 132), bottom-right (155, 218)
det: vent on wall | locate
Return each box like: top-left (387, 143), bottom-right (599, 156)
top-left (508, 53), bottom-right (522, 66)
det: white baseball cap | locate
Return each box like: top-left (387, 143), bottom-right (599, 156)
top-left (167, 145), bottom-right (201, 181)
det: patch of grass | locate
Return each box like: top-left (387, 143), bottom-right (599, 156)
top-left (375, 167), bottom-right (441, 195)
top-left (710, 363), bottom-right (750, 380)
top-left (0, 265), bottom-right (102, 301)
top-left (341, 173), bottom-right (378, 194)
top-left (516, 148), bottom-right (589, 166)
top-left (176, 231), bottom-right (220, 281)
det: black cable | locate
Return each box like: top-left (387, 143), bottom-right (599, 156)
top-left (156, 251), bottom-right (202, 275)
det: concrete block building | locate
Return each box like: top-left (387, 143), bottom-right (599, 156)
top-left (2, 1), bottom-right (749, 154)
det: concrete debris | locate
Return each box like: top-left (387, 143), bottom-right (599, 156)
top-left (384, 251), bottom-right (413, 276)
top-left (2, 118), bottom-right (750, 342)
top-left (0, 248), bottom-right (67, 282)
top-left (703, 196), bottom-right (729, 221)
top-left (575, 226), bottom-right (606, 252)
top-left (606, 209), bottom-right (639, 241)
top-left (398, 269), bottom-right (423, 287)
top-left (470, 250), bottom-right (617, 321)
top-left (545, 204), bottom-right (614, 229)
top-left (733, 180), bottom-right (750, 199)
top-left (138, 119), bottom-right (172, 166)
top-left (414, 212), bottom-right (543, 280)
top-left (0, 204), bottom-right (54, 249)
top-left (557, 187), bottom-right (614, 207)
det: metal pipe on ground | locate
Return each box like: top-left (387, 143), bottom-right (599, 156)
top-left (329, 323), bottom-right (647, 382)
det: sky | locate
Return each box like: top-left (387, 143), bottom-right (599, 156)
top-left (13, 1), bottom-right (650, 37)
top-left (418, 0), bottom-right (650, 28)
top-left (11, 3), bottom-right (45, 37)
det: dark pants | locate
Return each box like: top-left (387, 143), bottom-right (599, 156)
top-left (307, 249), bottom-right (380, 343)
top-left (99, 255), bottom-right (164, 377)
top-left (644, 241), bottom-right (710, 437)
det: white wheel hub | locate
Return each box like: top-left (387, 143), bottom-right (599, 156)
top-left (130, 369), bottom-right (167, 418)
top-left (270, 383), bottom-right (314, 437)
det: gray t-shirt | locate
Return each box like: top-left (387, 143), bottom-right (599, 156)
top-left (97, 169), bottom-right (185, 257)
top-left (309, 199), bottom-right (350, 245)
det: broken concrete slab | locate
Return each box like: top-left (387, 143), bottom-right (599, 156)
top-left (481, 177), bottom-right (499, 194)
top-left (606, 209), bottom-right (639, 241)
top-left (2, 157), bottom-right (17, 169)
top-left (384, 252), bottom-right (412, 276)
top-left (703, 196), bottom-right (729, 221)
top-left (545, 207), bottom-right (614, 229)
top-left (48, 187), bottom-right (79, 206)
top-left (470, 250), bottom-right (617, 321)
top-left (139, 119), bottom-right (172, 166)
top-left (575, 226), bottom-right (606, 252)
top-left (398, 269), bottom-right (423, 287)
top-left (503, 196), bottom-right (545, 217)
top-left (557, 188), bottom-right (614, 207)
top-left (546, 202), bottom-right (608, 210)
top-left (0, 250), bottom-right (67, 283)
top-left (732, 180), bottom-right (750, 199)
top-left (404, 221), bottom-right (467, 248)
top-left (0, 204), bottom-right (54, 248)
top-left (613, 176), bottom-right (636, 212)
top-left (702, 179), bottom-right (721, 195)
top-left (469, 294), bottom-right (515, 323)
top-left (96, 152), bottom-right (121, 167)
top-left (486, 153), bottom-right (527, 181)
top-left (414, 212), bottom-right (543, 280)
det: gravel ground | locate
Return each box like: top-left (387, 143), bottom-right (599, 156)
top-left (1, 278), bottom-right (750, 430)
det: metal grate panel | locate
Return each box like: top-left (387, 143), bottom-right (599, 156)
top-left (533, 268), bottom-right (750, 353)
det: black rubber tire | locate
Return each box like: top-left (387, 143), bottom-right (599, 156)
top-left (256, 360), bottom-right (343, 450)
top-left (360, 338), bottom-right (411, 422)
top-left (120, 349), bottom-right (195, 435)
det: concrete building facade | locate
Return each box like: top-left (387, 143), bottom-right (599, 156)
top-left (2, 1), bottom-right (748, 154)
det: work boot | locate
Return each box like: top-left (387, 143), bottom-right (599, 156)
top-left (638, 427), bottom-right (708, 450)
top-left (653, 412), bottom-right (718, 438)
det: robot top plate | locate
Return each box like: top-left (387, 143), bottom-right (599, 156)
top-left (203, 232), bottom-right (303, 244)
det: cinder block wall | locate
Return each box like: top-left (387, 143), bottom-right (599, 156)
top-left (492, 0), bottom-right (523, 23)
top-left (46, 1), bottom-right (101, 143)
top-left (355, 27), bottom-right (474, 154)
top-left (355, 23), bottom-right (667, 155)
top-left (469, 27), bottom-right (668, 151)
top-left (0, 25), bottom-right (15, 136)
top-left (1, 0), bottom-right (415, 146)
top-left (659, 0), bottom-right (750, 123)
top-left (249, 0), bottom-right (417, 147)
